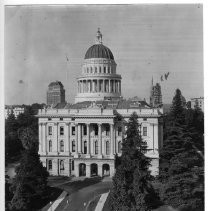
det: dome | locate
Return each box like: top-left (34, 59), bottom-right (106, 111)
top-left (84, 44), bottom-right (114, 60)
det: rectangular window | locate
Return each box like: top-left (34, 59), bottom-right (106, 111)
top-left (118, 127), bottom-right (122, 136)
top-left (72, 141), bottom-right (75, 152)
top-left (83, 125), bottom-right (87, 136)
top-left (143, 118), bottom-right (147, 121)
top-left (48, 126), bottom-right (52, 135)
top-left (60, 126), bottom-right (64, 135)
top-left (72, 160), bottom-right (74, 170)
top-left (95, 125), bottom-right (98, 136)
top-left (95, 141), bottom-right (98, 154)
top-left (48, 160), bottom-right (52, 170)
top-left (72, 126), bottom-right (75, 135)
top-left (143, 127), bottom-right (147, 136)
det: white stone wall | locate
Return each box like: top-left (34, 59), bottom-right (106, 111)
top-left (38, 107), bottom-right (163, 177)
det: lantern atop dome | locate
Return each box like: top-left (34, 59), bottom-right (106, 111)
top-left (96, 28), bottom-right (102, 44)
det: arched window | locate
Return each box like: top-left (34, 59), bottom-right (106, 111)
top-left (106, 141), bottom-right (110, 155)
top-left (60, 140), bottom-right (64, 152)
top-left (72, 140), bottom-right (75, 152)
top-left (90, 67), bottom-right (93, 73)
top-left (60, 160), bottom-right (64, 170)
top-left (84, 141), bottom-right (87, 154)
top-left (118, 141), bottom-right (122, 153)
top-left (104, 66), bottom-right (106, 73)
top-left (48, 160), bottom-right (52, 170)
top-left (99, 66), bottom-right (101, 73)
top-left (95, 141), bottom-right (98, 154)
top-left (49, 140), bottom-right (52, 152)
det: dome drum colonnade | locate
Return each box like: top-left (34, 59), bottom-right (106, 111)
top-left (77, 78), bottom-right (121, 94)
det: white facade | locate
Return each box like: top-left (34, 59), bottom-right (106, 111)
top-left (191, 97), bottom-right (204, 112)
top-left (38, 106), bottom-right (163, 177)
top-left (5, 107), bottom-right (25, 119)
top-left (38, 30), bottom-right (163, 178)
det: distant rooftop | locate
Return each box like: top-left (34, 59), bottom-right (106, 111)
top-left (48, 81), bottom-right (64, 88)
top-left (45, 99), bottom-right (152, 110)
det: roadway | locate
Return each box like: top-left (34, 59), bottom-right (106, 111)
top-left (54, 177), bottom-right (112, 211)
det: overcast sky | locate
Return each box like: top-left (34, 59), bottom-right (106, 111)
top-left (5, 4), bottom-right (203, 105)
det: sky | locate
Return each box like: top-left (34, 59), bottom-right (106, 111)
top-left (4, 4), bottom-right (203, 105)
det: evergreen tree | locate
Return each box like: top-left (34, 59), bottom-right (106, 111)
top-left (110, 112), bottom-right (162, 211)
top-left (9, 128), bottom-right (49, 211)
top-left (159, 89), bottom-right (204, 210)
top-left (170, 89), bottom-right (185, 124)
top-left (5, 111), bottom-right (23, 162)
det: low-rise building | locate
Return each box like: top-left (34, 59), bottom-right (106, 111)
top-left (190, 97), bottom-right (204, 112)
top-left (5, 106), bottom-right (25, 119)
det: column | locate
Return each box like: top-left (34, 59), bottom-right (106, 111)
top-left (102, 80), bottom-right (105, 92)
top-left (92, 80), bottom-right (94, 92)
top-left (42, 123), bottom-right (46, 153)
top-left (98, 124), bottom-right (102, 157)
top-left (38, 123), bottom-right (42, 153)
top-left (70, 124), bottom-right (72, 152)
top-left (97, 80), bottom-right (100, 92)
top-left (113, 81), bottom-right (115, 93)
top-left (98, 163), bottom-right (103, 177)
top-left (78, 124), bottom-right (82, 153)
top-left (66, 123), bottom-right (70, 153)
top-left (54, 123), bottom-right (58, 153)
top-left (90, 80), bottom-right (92, 92)
top-left (75, 163), bottom-right (79, 177)
top-left (90, 125), bottom-right (94, 155)
top-left (79, 81), bottom-right (81, 93)
top-left (81, 81), bottom-right (83, 93)
top-left (81, 80), bottom-right (84, 93)
top-left (154, 123), bottom-right (158, 152)
top-left (110, 124), bottom-right (114, 156)
top-left (87, 124), bottom-right (90, 155)
top-left (75, 124), bottom-right (78, 154)
top-left (86, 164), bottom-right (91, 177)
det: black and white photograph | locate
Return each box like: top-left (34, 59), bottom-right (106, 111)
top-left (2, 3), bottom-right (205, 211)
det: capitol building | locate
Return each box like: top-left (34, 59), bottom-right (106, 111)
top-left (37, 29), bottom-right (163, 177)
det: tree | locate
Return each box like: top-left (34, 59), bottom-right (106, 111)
top-left (159, 89), bottom-right (204, 210)
top-left (19, 128), bottom-right (38, 151)
top-left (110, 112), bottom-right (162, 211)
top-left (9, 128), bottom-right (49, 211)
top-left (5, 111), bottom-right (23, 162)
top-left (170, 89), bottom-right (186, 124)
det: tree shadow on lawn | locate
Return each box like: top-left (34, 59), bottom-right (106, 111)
top-left (58, 176), bottom-right (102, 193)
top-left (47, 175), bottom-right (72, 187)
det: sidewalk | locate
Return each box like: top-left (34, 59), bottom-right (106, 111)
top-left (94, 192), bottom-right (109, 211)
top-left (47, 191), bottom-right (68, 211)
